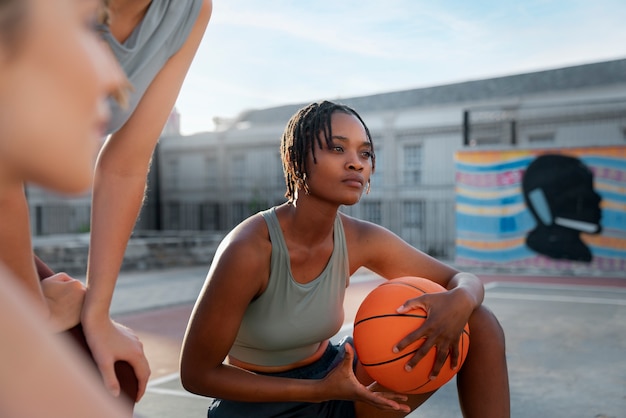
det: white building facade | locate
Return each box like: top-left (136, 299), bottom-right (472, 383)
top-left (156, 58), bottom-right (626, 262)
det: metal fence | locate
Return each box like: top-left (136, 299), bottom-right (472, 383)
top-left (31, 204), bottom-right (91, 236)
top-left (29, 197), bottom-right (457, 259)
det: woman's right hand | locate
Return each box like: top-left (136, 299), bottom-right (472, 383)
top-left (40, 273), bottom-right (86, 332)
top-left (81, 315), bottom-right (151, 401)
top-left (321, 343), bottom-right (410, 413)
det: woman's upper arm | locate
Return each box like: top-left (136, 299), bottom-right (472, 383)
top-left (345, 216), bottom-right (459, 287)
top-left (181, 220), bottom-right (268, 373)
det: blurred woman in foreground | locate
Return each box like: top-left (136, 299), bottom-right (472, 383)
top-left (0, 0), bottom-right (132, 415)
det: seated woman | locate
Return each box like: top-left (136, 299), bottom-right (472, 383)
top-left (181, 100), bottom-right (510, 417)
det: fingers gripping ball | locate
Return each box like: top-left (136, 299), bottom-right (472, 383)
top-left (353, 276), bottom-right (470, 394)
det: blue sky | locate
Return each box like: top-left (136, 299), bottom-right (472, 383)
top-left (175, 0), bottom-right (626, 134)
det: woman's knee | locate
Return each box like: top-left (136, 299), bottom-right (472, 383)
top-left (468, 305), bottom-right (506, 350)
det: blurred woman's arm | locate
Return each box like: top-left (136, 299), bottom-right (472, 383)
top-left (0, 263), bottom-right (129, 418)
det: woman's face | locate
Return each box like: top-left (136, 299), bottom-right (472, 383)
top-left (0, 0), bottom-right (124, 194)
top-left (304, 111), bottom-right (373, 206)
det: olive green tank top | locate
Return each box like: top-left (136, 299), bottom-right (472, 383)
top-left (228, 207), bottom-right (348, 367)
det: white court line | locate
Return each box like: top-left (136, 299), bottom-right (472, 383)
top-left (147, 372), bottom-right (179, 387)
top-left (146, 373), bottom-right (208, 399)
top-left (484, 282), bottom-right (626, 305)
top-left (147, 387), bottom-right (206, 399)
top-left (485, 292), bottom-right (626, 305)
top-left (484, 281), bottom-right (626, 293)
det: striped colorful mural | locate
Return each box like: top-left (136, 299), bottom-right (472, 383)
top-left (455, 146), bottom-right (626, 272)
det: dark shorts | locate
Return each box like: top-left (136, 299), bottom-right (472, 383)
top-left (207, 337), bottom-right (357, 418)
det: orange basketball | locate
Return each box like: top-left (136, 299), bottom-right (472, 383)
top-left (353, 276), bottom-right (470, 394)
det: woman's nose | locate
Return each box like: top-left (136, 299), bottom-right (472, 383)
top-left (346, 155), bottom-right (364, 171)
top-left (347, 160), bottom-right (363, 171)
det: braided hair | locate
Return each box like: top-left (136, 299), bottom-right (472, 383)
top-left (280, 100), bottom-right (375, 203)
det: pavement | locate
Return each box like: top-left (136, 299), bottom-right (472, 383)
top-left (102, 266), bottom-right (626, 418)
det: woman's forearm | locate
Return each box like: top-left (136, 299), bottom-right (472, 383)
top-left (447, 271), bottom-right (485, 310)
top-left (83, 167), bottom-right (147, 320)
top-left (183, 364), bottom-right (325, 404)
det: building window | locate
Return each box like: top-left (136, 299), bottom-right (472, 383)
top-left (231, 202), bottom-right (246, 226)
top-left (200, 202), bottom-right (220, 230)
top-left (362, 201), bottom-right (382, 225)
top-left (274, 153), bottom-right (285, 190)
top-left (230, 155), bottom-right (246, 189)
top-left (470, 136), bottom-right (501, 146)
top-left (528, 132), bottom-right (555, 143)
top-left (403, 200), bottom-right (424, 229)
top-left (205, 157), bottom-right (218, 190)
top-left (165, 159), bottom-right (179, 190)
top-left (403, 144), bottom-right (422, 185)
top-left (164, 202), bottom-right (180, 229)
top-left (370, 146), bottom-right (383, 188)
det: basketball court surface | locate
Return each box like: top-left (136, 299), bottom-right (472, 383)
top-left (108, 267), bottom-right (626, 418)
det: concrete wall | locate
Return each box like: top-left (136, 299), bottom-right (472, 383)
top-left (33, 232), bottom-right (223, 276)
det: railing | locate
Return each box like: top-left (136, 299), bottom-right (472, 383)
top-left (28, 198), bottom-right (457, 260)
top-left (31, 204), bottom-right (91, 236)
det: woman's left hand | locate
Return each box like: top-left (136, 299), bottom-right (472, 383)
top-left (393, 289), bottom-right (473, 379)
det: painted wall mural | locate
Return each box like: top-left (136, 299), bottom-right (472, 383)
top-left (455, 146), bottom-right (626, 272)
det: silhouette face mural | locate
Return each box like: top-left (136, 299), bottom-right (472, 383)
top-left (522, 154), bottom-right (602, 262)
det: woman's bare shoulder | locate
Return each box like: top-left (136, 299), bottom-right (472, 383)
top-left (339, 211), bottom-right (414, 271)
top-left (338, 211), bottom-right (390, 240)
top-left (215, 212), bottom-right (272, 268)
top-left (225, 211), bottom-right (269, 242)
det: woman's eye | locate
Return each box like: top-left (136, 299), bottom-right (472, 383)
top-left (332, 146), bottom-right (343, 152)
top-left (361, 151), bottom-right (372, 159)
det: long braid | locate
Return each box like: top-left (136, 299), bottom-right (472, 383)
top-left (281, 101), bottom-right (375, 203)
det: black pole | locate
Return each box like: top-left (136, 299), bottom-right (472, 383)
top-left (510, 120), bottom-right (517, 146)
top-left (463, 110), bottom-right (470, 146)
